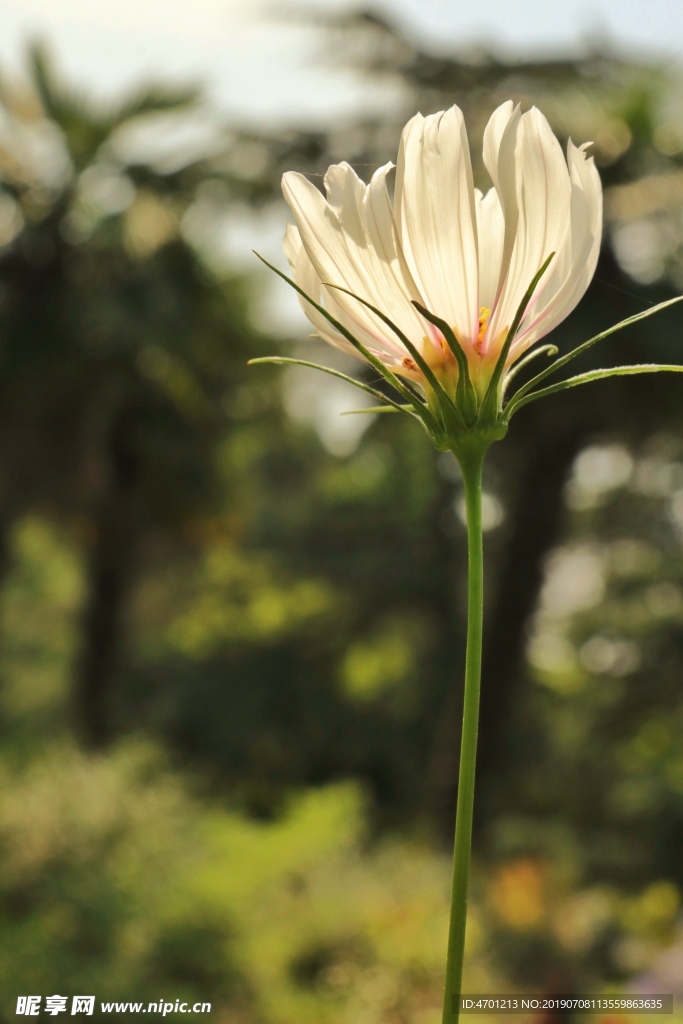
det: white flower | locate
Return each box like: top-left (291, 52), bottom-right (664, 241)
top-left (281, 101), bottom-right (602, 402)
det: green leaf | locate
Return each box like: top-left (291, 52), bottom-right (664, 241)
top-left (505, 294), bottom-right (683, 417)
top-left (508, 363), bottom-right (683, 414)
top-left (411, 302), bottom-right (478, 425)
top-left (252, 253), bottom-right (440, 433)
top-left (478, 252), bottom-right (555, 424)
top-left (247, 357), bottom-right (420, 416)
top-left (324, 284), bottom-right (465, 432)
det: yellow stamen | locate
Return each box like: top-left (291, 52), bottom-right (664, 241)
top-left (476, 307), bottom-right (491, 352)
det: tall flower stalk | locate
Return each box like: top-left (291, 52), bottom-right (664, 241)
top-left (444, 441), bottom-right (484, 1021)
top-left (251, 101), bottom-right (683, 1023)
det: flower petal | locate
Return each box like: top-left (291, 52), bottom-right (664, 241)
top-left (475, 187), bottom-right (506, 314)
top-left (482, 100), bottom-right (521, 305)
top-left (282, 165), bottom-right (427, 366)
top-left (284, 224), bottom-right (357, 355)
top-left (395, 106), bottom-right (479, 345)
top-left (488, 107), bottom-right (572, 351)
top-left (512, 139), bottom-right (602, 355)
top-left (286, 167), bottom-right (427, 348)
top-left (283, 222), bottom-right (301, 269)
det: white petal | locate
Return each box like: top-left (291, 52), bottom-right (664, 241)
top-left (283, 222), bottom-right (302, 270)
top-left (283, 169), bottom-right (395, 352)
top-left (282, 166), bottom-right (426, 363)
top-left (488, 106), bottom-right (572, 348)
top-left (475, 187), bottom-right (505, 313)
top-left (323, 162), bottom-right (366, 241)
top-left (363, 162), bottom-right (422, 303)
top-left (395, 106), bottom-right (479, 345)
top-left (512, 140), bottom-right (602, 354)
top-left (285, 220), bottom-right (384, 359)
top-left (282, 169), bottom-right (367, 312)
top-left (292, 230), bottom-right (412, 366)
top-left (482, 101), bottom-right (521, 304)
top-left (285, 224), bottom-right (355, 355)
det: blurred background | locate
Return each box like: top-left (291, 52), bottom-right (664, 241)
top-left (0, 1), bottom-right (682, 1021)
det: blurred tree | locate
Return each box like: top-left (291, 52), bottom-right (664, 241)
top-left (0, 44), bottom-right (267, 745)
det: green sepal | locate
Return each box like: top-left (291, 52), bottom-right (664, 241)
top-left (508, 363), bottom-right (683, 414)
top-left (501, 343), bottom-right (558, 396)
top-left (247, 356), bottom-right (419, 417)
top-left (252, 253), bottom-right (441, 434)
top-left (478, 252), bottom-right (555, 425)
top-left (504, 293), bottom-right (683, 417)
top-left (322, 283), bottom-right (465, 434)
top-left (412, 302), bottom-right (478, 426)
top-left (340, 406), bottom-right (407, 415)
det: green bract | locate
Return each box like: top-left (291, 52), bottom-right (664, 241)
top-left (251, 252), bottom-right (683, 463)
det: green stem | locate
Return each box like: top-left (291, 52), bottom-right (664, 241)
top-left (442, 445), bottom-right (486, 1024)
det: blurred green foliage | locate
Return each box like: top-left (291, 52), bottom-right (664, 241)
top-left (0, 16), bottom-right (682, 1023)
top-left (0, 518), bottom-right (462, 1023)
